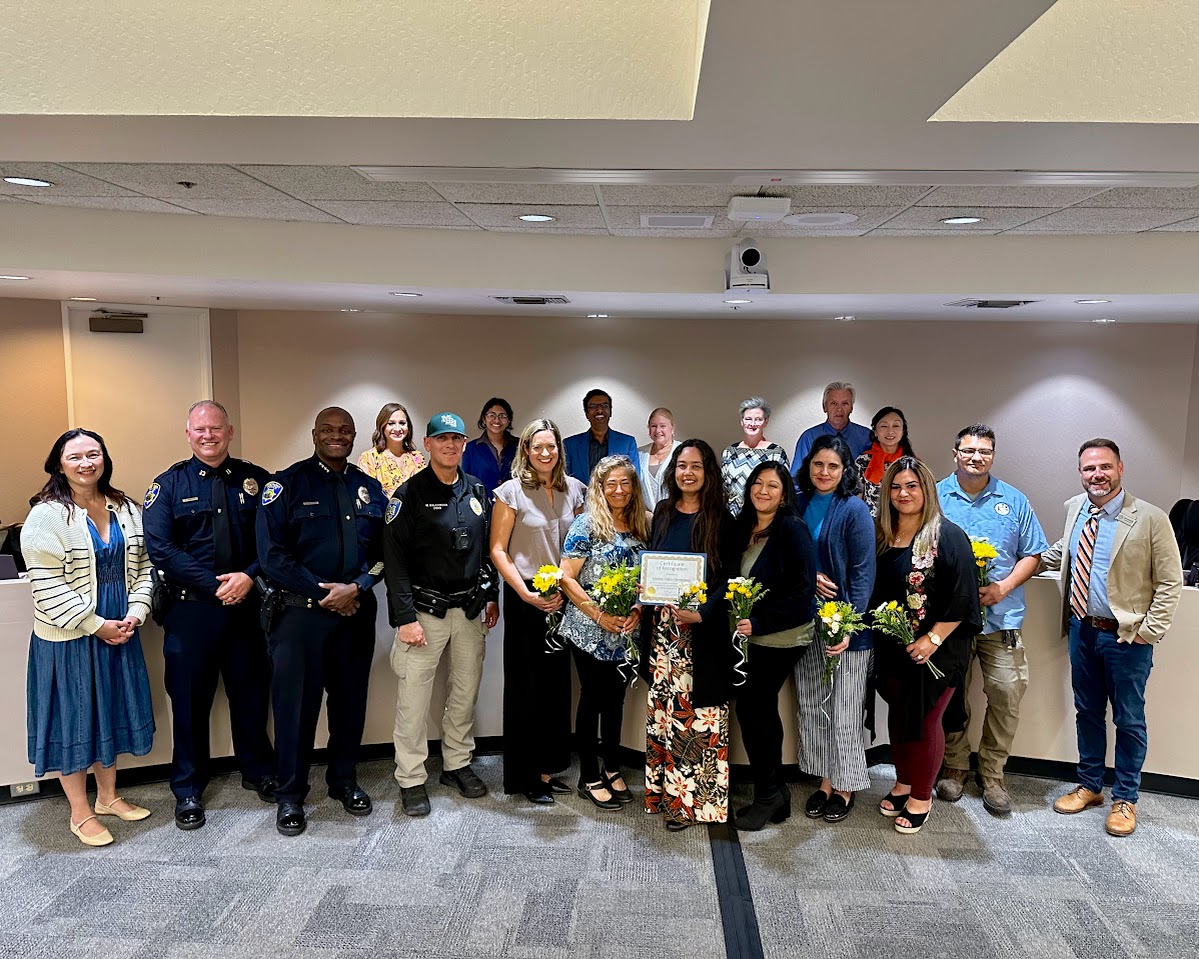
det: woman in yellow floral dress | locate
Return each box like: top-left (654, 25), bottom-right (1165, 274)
top-left (357, 402), bottom-right (426, 496)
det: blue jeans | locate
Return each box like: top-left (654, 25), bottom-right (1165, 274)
top-left (1068, 617), bottom-right (1154, 802)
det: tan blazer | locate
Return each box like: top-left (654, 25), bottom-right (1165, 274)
top-left (1040, 490), bottom-right (1182, 644)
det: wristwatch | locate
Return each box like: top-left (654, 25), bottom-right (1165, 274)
top-left (927, 631), bottom-right (943, 647)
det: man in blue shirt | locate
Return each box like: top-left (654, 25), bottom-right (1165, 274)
top-left (792, 381), bottom-right (873, 465)
top-left (935, 424), bottom-right (1048, 816)
top-left (563, 388), bottom-right (640, 485)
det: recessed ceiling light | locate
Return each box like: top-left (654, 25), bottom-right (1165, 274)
top-left (1093, 317), bottom-right (1116, 324)
top-left (68, 296), bottom-right (97, 301)
top-left (586, 313), bottom-right (609, 319)
top-left (389, 292), bottom-right (423, 297)
top-left (835, 315), bottom-right (857, 322)
top-left (517, 214), bottom-right (556, 223)
top-left (941, 215), bottom-right (983, 225)
top-left (723, 298), bottom-right (752, 305)
top-left (0, 274), bottom-right (31, 281)
top-left (3, 176), bottom-right (53, 187)
top-left (340, 308), bottom-right (362, 312)
top-left (1075, 298), bottom-right (1111, 305)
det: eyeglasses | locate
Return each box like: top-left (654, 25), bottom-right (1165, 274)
top-left (957, 448), bottom-right (994, 458)
top-left (586, 403), bottom-right (611, 412)
top-left (484, 412), bottom-right (509, 421)
top-left (741, 417), bottom-right (765, 425)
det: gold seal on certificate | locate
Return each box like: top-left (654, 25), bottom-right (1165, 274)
top-left (638, 552), bottom-right (707, 605)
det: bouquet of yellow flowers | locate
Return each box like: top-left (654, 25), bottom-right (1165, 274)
top-left (815, 600), bottom-right (866, 685)
top-left (726, 576), bottom-right (768, 686)
top-left (970, 537), bottom-right (999, 588)
top-left (590, 562), bottom-right (642, 672)
top-left (677, 580), bottom-right (707, 612)
top-left (871, 600), bottom-right (944, 678)
top-left (532, 564), bottom-right (565, 652)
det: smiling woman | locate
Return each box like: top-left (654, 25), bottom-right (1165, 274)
top-left (357, 402), bottom-right (426, 496)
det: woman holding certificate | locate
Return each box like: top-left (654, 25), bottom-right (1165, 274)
top-left (729, 461), bottom-right (818, 831)
top-left (639, 440), bottom-right (737, 831)
top-left (559, 455), bottom-right (649, 810)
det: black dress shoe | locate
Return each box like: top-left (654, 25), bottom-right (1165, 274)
top-left (524, 786), bottom-right (555, 805)
top-left (400, 785), bottom-right (431, 817)
top-left (242, 775), bottom-right (279, 803)
top-left (174, 796), bottom-right (206, 831)
top-left (601, 770), bottom-right (634, 804)
top-left (328, 784), bottom-right (373, 817)
top-left (276, 803), bottom-right (306, 837)
top-left (734, 791), bottom-right (792, 831)
top-left (823, 792), bottom-right (855, 824)
top-left (546, 777), bottom-right (572, 795)
top-left (439, 765), bottom-right (488, 798)
top-left (664, 819), bottom-right (692, 832)
top-left (577, 781), bottom-right (622, 811)
top-left (804, 787), bottom-right (831, 819)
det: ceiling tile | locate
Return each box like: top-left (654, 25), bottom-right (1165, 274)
top-left (456, 203), bottom-right (605, 229)
top-left (0, 162), bottom-right (139, 197)
top-left (307, 201), bottom-right (477, 227)
top-left (751, 207), bottom-right (905, 235)
top-left (598, 185), bottom-right (748, 206)
top-left (433, 183), bottom-right (599, 204)
top-left (869, 228), bottom-right (1002, 236)
top-left (1007, 207), bottom-right (1199, 233)
top-left (21, 195), bottom-right (196, 214)
top-left (882, 206), bottom-right (1057, 231)
top-left (236, 165), bottom-right (444, 201)
top-left (758, 185), bottom-right (932, 207)
top-left (1074, 186), bottom-right (1199, 209)
top-left (170, 197), bottom-right (341, 222)
top-left (62, 163), bottom-right (289, 199)
top-left (1152, 216), bottom-right (1199, 232)
top-left (916, 185), bottom-right (1107, 207)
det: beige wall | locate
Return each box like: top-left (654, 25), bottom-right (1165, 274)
top-left (0, 298), bottom-right (68, 524)
top-left (209, 308), bottom-right (243, 457)
top-left (234, 309), bottom-right (1197, 526)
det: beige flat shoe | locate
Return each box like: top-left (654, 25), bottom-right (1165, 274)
top-left (70, 814), bottom-right (114, 847)
top-left (94, 796), bottom-right (152, 821)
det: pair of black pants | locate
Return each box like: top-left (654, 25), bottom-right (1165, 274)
top-left (501, 582), bottom-right (571, 793)
top-left (571, 645), bottom-right (628, 784)
top-left (162, 598), bottom-right (274, 800)
top-left (734, 643), bottom-right (805, 798)
top-left (268, 591), bottom-right (377, 804)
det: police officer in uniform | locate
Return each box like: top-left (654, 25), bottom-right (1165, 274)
top-left (256, 406), bottom-right (387, 836)
top-left (144, 400), bottom-right (277, 830)
top-left (384, 412), bottom-right (500, 817)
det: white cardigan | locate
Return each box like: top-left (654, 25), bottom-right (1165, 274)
top-left (21, 498), bottom-right (153, 641)
top-left (638, 440), bottom-right (682, 508)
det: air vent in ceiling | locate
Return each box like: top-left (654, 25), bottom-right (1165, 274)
top-left (640, 214), bottom-right (714, 228)
top-left (490, 295), bottom-right (572, 306)
top-left (944, 299), bottom-right (1038, 309)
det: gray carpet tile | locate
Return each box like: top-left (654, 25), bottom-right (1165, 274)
top-left (739, 766), bottom-right (1199, 959)
top-left (0, 756), bottom-right (725, 959)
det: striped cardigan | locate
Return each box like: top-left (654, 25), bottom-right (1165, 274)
top-left (21, 498), bottom-right (153, 641)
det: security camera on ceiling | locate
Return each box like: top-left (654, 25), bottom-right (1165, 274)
top-left (725, 238), bottom-right (770, 293)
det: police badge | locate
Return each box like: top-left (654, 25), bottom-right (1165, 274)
top-left (261, 481), bottom-right (283, 505)
top-left (469, 497), bottom-right (483, 516)
top-left (358, 486), bottom-right (370, 506)
top-left (243, 477), bottom-right (259, 497)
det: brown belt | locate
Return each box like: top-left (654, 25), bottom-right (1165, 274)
top-left (1079, 614), bottom-right (1118, 632)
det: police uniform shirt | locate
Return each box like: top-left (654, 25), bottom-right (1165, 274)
top-left (144, 455), bottom-right (271, 595)
top-left (383, 467), bottom-right (497, 626)
top-left (256, 455), bottom-right (387, 600)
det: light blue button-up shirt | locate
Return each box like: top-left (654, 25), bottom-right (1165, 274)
top-left (793, 420), bottom-right (873, 466)
top-left (1069, 490), bottom-right (1125, 620)
top-left (936, 473), bottom-right (1049, 632)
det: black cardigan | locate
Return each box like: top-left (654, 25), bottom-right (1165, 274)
top-left (740, 513), bottom-right (817, 637)
top-left (637, 508), bottom-right (739, 706)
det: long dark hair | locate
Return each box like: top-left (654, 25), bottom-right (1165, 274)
top-left (735, 461), bottom-right (799, 546)
top-left (652, 439), bottom-right (726, 567)
top-left (476, 396), bottom-right (515, 440)
top-left (870, 406), bottom-right (915, 457)
top-left (796, 435), bottom-right (859, 498)
top-left (34, 429), bottom-right (133, 517)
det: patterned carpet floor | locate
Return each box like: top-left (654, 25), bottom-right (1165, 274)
top-left (1, 758), bottom-right (1197, 959)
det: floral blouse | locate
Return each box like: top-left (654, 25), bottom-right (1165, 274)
top-left (560, 513), bottom-right (646, 662)
top-left (357, 447), bottom-right (427, 497)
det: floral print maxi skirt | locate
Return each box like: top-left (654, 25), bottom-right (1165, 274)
top-left (644, 622), bottom-right (730, 824)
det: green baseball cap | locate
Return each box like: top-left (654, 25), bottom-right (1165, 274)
top-left (426, 412), bottom-right (467, 437)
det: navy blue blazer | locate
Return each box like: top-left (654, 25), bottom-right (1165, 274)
top-left (563, 429), bottom-right (641, 485)
top-left (796, 491), bottom-right (877, 650)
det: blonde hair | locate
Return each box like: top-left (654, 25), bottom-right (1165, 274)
top-left (584, 455), bottom-right (650, 544)
top-left (875, 456), bottom-right (943, 556)
top-left (648, 407), bottom-right (674, 425)
top-left (512, 419), bottom-right (569, 491)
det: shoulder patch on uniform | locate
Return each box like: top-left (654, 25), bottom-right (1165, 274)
top-left (994, 502), bottom-right (1011, 515)
top-left (386, 498), bottom-right (402, 524)
top-left (243, 477), bottom-right (259, 497)
top-left (469, 496), bottom-right (483, 516)
top-left (261, 481), bottom-right (283, 506)
top-left (143, 483), bottom-right (161, 510)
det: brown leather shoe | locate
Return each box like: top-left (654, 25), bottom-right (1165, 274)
top-left (980, 777), bottom-right (1012, 816)
top-left (935, 767), bottom-right (969, 803)
top-left (1053, 785), bottom-right (1104, 814)
top-left (1105, 800), bottom-right (1136, 836)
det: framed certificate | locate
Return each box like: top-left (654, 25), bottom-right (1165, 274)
top-left (638, 551), bottom-right (707, 605)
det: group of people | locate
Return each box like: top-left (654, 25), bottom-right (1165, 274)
top-left (20, 381), bottom-right (1182, 846)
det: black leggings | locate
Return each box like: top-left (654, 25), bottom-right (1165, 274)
top-left (735, 643), bottom-right (805, 798)
top-left (570, 645), bottom-right (628, 784)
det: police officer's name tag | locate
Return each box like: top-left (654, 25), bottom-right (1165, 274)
top-left (386, 499), bottom-right (402, 524)
top-left (144, 483), bottom-right (161, 509)
top-left (261, 481), bottom-right (283, 505)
